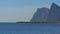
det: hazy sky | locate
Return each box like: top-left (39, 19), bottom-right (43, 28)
top-left (0, 0), bottom-right (60, 22)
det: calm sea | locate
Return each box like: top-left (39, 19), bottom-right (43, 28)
top-left (0, 22), bottom-right (60, 34)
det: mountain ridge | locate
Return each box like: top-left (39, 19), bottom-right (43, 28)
top-left (30, 3), bottom-right (60, 22)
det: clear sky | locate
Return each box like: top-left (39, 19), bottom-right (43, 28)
top-left (0, 0), bottom-right (60, 22)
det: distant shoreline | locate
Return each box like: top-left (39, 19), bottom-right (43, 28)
top-left (16, 22), bottom-right (60, 24)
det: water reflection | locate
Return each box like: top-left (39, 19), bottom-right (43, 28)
top-left (0, 23), bottom-right (59, 34)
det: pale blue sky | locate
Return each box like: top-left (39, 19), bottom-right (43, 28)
top-left (0, 0), bottom-right (60, 22)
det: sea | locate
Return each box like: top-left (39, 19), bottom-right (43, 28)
top-left (0, 22), bottom-right (60, 34)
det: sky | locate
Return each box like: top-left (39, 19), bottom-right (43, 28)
top-left (0, 0), bottom-right (60, 22)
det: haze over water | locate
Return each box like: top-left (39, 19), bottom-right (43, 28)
top-left (0, 0), bottom-right (60, 22)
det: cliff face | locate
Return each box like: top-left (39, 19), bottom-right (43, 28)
top-left (30, 7), bottom-right (49, 22)
top-left (47, 3), bottom-right (60, 22)
top-left (30, 3), bottom-right (60, 22)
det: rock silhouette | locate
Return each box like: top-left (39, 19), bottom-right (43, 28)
top-left (30, 7), bottom-right (49, 22)
top-left (48, 3), bottom-right (60, 22)
top-left (30, 3), bottom-right (60, 22)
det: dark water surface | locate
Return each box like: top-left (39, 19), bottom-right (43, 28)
top-left (0, 22), bottom-right (60, 34)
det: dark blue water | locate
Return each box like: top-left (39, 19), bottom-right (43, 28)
top-left (0, 23), bottom-right (60, 34)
